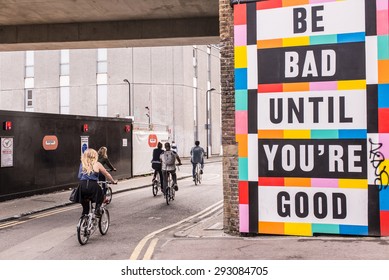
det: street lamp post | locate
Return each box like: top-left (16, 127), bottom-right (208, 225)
top-left (123, 79), bottom-right (131, 117)
top-left (206, 88), bottom-right (215, 159)
top-left (145, 106), bottom-right (151, 130)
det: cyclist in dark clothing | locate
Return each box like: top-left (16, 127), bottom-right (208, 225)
top-left (97, 146), bottom-right (116, 196)
top-left (151, 142), bottom-right (164, 187)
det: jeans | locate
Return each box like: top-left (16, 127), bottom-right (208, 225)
top-left (191, 160), bottom-right (204, 178)
top-left (162, 169), bottom-right (177, 193)
top-left (152, 164), bottom-right (163, 187)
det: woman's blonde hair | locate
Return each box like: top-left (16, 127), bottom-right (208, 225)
top-left (98, 146), bottom-right (108, 159)
top-left (81, 148), bottom-right (98, 175)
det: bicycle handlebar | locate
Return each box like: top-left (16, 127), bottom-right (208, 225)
top-left (98, 180), bottom-right (118, 185)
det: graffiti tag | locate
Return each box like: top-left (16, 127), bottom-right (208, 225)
top-left (369, 138), bottom-right (389, 191)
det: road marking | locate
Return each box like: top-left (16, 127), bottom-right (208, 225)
top-left (0, 205), bottom-right (79, 230)
top-left (143, 238), bottom-right (159, 260)
top-left (0, 220), bottom-right (25, 229)
top-left (129, 200), bottom-right (223, 260)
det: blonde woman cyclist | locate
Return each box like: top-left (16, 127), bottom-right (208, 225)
top-left (78, 148), bottom-right (117, 217)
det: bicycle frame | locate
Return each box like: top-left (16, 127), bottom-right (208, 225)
top-left (98, 180), bottom-right (113, 205)
top-left (77, 183), bottom-right (111, 245)
top-left (152, 172), bottom-right (161, 196)
top-left (194, 163), bottom-right (202, 185)
top-left (164, 170), bottom-right (175, 205)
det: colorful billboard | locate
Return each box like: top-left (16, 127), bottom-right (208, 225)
top-left (234, 0), bottom-right (389, 236)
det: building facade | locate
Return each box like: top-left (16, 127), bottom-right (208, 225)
top-left (0, 45), bottom-right (221, 157)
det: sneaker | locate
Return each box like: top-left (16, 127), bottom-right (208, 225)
top-left (173, 184), bottom-right (179, 191)
top-left (200, 169), bottom-right (203, 174)
top-left (94, 208), bottom-right (102, 218)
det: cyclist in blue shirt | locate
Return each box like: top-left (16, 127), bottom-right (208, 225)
top-left (78, 148), bottom-right (117, 216)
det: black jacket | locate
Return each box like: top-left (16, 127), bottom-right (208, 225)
top-left (98, 156), bottom-right (115, 171)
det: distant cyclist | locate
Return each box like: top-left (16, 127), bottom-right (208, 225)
top-left (190, 141), bottom-right (205, 182)
top-left (160, 142), bottom-right (182, 194)
top-left (151, 142), bottom-right (164, 187)
top-left (97, 146), bottom-right (116, 197)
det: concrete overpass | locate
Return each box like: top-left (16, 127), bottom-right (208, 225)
top-left (0, 0), bottom-right (219, 50)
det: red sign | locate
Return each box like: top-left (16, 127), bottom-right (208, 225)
top-left (42, 135), bottom-right (59, 151)
top-left (148, 134), bottom-right (158, 148)
top-left (3, 121), bottom-right (12, 130)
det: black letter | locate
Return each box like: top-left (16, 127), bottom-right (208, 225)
top-left (312, 6), bottom-right (325, 32)
top-left (277, 192), bottom-right (291, 217)
top-left (339, 96), bottom-right (353, 123)
top-left (295, 192), bottom-right (309, 218)
top-left (294, 8), bottom-right (307, 33)
top-left (333, 193), bottom-right (347, 219)
top-left (288, 98), bottom-right (304, 123)
top-left (328, 96), bottom-right (334, 123)
top-left (309, 97), bottom-right (324, 123)
top-left (270, 98), bottom-right (283, 124)
top-left (313, 192), bottom-right (328, 219)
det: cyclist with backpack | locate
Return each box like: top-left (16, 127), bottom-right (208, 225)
top-left (160, 142), bottom-right (182, 194)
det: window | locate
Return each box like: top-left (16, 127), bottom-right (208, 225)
top-left (25, 51), bottom-right (34, 66)
top-left (60, 64), bottom-right (69, 76)
top-left (97, 61), bottom-right (107, 73)
top-left (60, 50), bottom-right (69, 64)
top-left (25, 66), bottom-right (34, 78)
top-left (25, 89), bottom-right (33, 111)
top-left (96, 49), bottom-right (108, 116)
top-left (60, 87), bottom-right (70, 114)
top-left (60, 49), bottom-right (70, 114)
top-left (97, 48), bottom-right (107, 61)
top-left (97, 85), bottom-right (108, 117)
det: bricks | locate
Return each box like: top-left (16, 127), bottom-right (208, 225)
top-left (220, 0), bottom-right (239, 234)
top-left (220, 0), bottom-right (240, 235)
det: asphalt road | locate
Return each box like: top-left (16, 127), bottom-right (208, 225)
top-left (0, 162), bottom-right (222, 260)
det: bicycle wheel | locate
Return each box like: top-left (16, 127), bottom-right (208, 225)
top-left (105, 186), bottom-right (112, 204)
top-left (99, 208), bottom-right (110, 235)
top-left (77, 216), bottom-right (89, 245)
top-left (194, 165), bottom-right (200, 185)
top-left (198, 167), bottom-right (202, 185)
top-left (152, 180), bottom-right (159, 196)
top-left (165, 187), bottom-right (170, 205)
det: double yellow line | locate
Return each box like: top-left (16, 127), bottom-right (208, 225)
top-left (129, 200), bottom-right (223, 260)
top-left (0, 205), bottom-right (79, 230)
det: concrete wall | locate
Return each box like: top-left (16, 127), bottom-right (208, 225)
top-left (0, 52), bottom-right (25, 111)
top-left (0, 45), bottom-right (221, 158)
